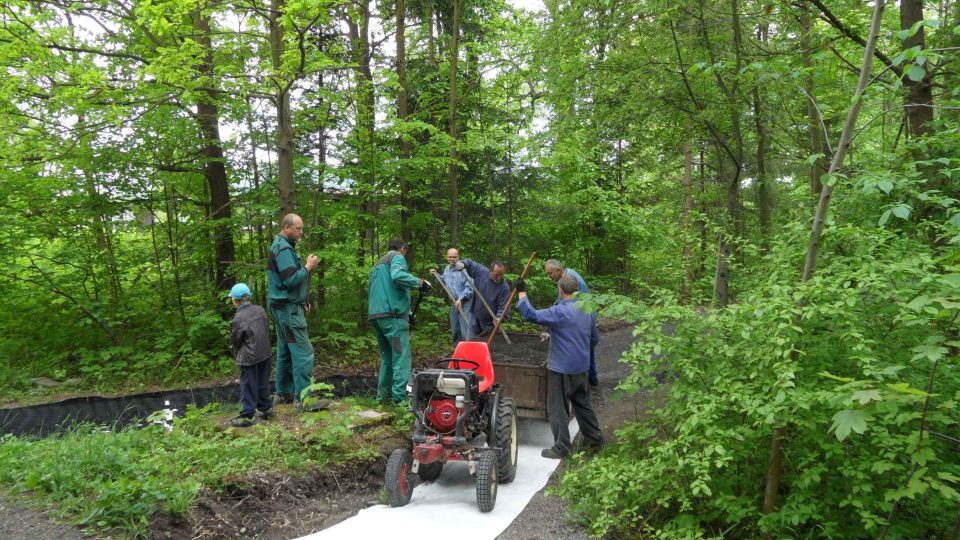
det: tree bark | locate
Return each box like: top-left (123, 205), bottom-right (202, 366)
top-left (682, 134), bottom-right (694, 304)
top-left (447, 0), bottom-right (461, 246)
top-left (270, 0), bottom-right (296, 219)
top-left (397, 0), bottom-right (413, 255)
top-left (347, 0), bottom-right (375, 330)
top-left (800, 7), bottom-right (827, 196)
top-left (193, 6), bottom-right (236, 292)
top-left (900, 0), bottom-right (934, 138)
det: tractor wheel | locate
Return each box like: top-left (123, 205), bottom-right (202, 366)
top-left (385, 449), bottom-right (414, 507)
top-left (492, 397), bottom-right (518, 483)
top-left (475, 450), bottom-right (498, 513)
top-left (417, 460), bottom-right (443, 482)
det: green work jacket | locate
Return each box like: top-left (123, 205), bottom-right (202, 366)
top-left (367, 251), bottom-right (420, 320)
top-left (267, 234), bottom-right (309, 305)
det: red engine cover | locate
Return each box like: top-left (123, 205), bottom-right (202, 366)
top-left (425, 399), bottom-right (459, 433)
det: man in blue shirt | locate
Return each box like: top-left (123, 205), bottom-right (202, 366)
top-left (516, 274), bottom-right (605, 459)
top-left (460, 259), bottom-right (510, 340)
top-left (544, 259), bottom-right (599, 387)
top-left (439, 247), bottom-right (473, 346)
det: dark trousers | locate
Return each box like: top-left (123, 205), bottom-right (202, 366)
top-left (546, 369), bottom-right (604, 456)
top-left (239, 359), bottom-right (273, 418)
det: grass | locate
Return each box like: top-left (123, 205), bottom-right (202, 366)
top-left (0, 400), bottom-right (403, 538)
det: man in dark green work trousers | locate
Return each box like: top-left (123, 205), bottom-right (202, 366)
top-left (267, 213), bottom-right (319, 411)
top-left (367, 238), bottom-right (430, 404)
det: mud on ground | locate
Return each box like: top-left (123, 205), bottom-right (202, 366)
top-left (151, 464), bottom-right (386, 540)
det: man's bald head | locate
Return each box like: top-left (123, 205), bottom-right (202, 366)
top-left (281, 213), bottom-right (305, 242)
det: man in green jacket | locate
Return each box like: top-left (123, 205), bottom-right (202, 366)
top-left (267, 213), bottom-right (319, 411)
top-left (367, 238), bottom-right (429, 404)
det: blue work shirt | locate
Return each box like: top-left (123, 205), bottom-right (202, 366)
top-left (441, 264), bottom-right (473, 304)
top-left (555, 268), bottom-right (589, 304)
top-left (518, 296), bottom-right (599, 375)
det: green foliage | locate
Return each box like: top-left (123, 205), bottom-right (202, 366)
top-left (0, 403), bottom-right (343, 537)
top-left (556, 196), bottom-right (960, 538)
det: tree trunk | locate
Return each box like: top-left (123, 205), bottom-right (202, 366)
top-left (682, 134), bottom-right (694, 304)
top-left (194, 7), bottom-right (236, 293)
top-left (900, 0), bottom-right (934, 138)
top-left (347, 0), bottom-right (375, 330)
top-left (753, 85), bottom-right (771, 253)
top-left (800, 7), bottom-right (827, 196)
top-left (309, 70), bottom-right (329, 308)
top-left (764, 0), bottom-right (887, 517)
top-left (270, 0), bottom-right (296, 219)
top-left (447, 0), bottom-right (461, 246)
top-left (397, 0), bottom-right (413, 255)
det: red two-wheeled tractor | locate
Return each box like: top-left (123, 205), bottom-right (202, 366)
top-left (385, 341), bottom-right (519, 512)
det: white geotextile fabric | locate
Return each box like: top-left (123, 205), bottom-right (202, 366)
top-left (301, 418), bottom-right (579, 540)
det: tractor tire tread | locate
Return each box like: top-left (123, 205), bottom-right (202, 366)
top-left (476, 449), bottom-right (498, 512)
top-left (386, 449), bottom-right (414, 507)
top-left (493, 397), bottom-right (518, 483)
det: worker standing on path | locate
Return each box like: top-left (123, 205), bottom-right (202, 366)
top-left (438, 247), bottom-right (473, 346)
top-left (544, 259), bottom-right (599, 387)
top-left (460, 258), bottom-right (511, 341)
top-left (515, 275), bottom-right (605, 459)
top-left (267, 213), bottom-right (319, 412)
top-left (368, 238), bottom-right (431, 404)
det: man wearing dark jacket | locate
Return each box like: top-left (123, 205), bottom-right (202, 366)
top-left (228, 283), bottom-right (274, 427)
top-left (460, 259), bottom-right (511, 340)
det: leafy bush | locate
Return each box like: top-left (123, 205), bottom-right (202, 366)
top-left (557, 226), bottom-right (960, 538)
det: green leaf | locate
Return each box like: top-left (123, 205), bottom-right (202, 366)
top-left (886, 382), bottom-right (928, 397)
top-left (907, 295), bottom-right (930, 311)
top-left (907, 64), bottom-right (926, 82)
top-left (912, 343), bottom-right (948, 362)
top-left (877, 180), bottom-right (894, 194)
top-left (819, 371), bottom-right (854, 383)
top-left (878, 210), bottom-right (892, 226)
top-left (852, 389), bottom-right (882, 404)
top-left (830, 410), bottom-right (872, 441)
top-left (912, 447), bottom-right (935, 466)
top-left (807, 153), bottom-right (825, 165)
top-left (893, 204), bottom-right (911, 219)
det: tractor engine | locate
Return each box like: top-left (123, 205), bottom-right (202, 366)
top-left (413, 368), bottom-right (483, 439)
top-left (425, 398), bottom-right (460, 434)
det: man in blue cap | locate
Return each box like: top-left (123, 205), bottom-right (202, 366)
top-left (228, 283), bottom-right (273, 427)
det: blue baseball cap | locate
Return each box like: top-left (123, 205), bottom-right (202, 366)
top-left (228, 283), bottom-right (252, 300)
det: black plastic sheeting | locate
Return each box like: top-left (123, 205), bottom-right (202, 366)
top-left (0, 375), bottom-right (378, 439)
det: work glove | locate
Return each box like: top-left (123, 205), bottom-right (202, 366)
top-left (513, 278), bottom-right (526, 292)
top-left (539, 331), bottom-right (550, 342)
top-left (454, 261), bottom-right (465, 271)
top-left (419, 279), bottom-right (432, 293)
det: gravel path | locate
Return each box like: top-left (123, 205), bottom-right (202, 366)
top-left (0, 495), bottom-right (83, 540)
top-left (497, 324), bottom-right (642, 540)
